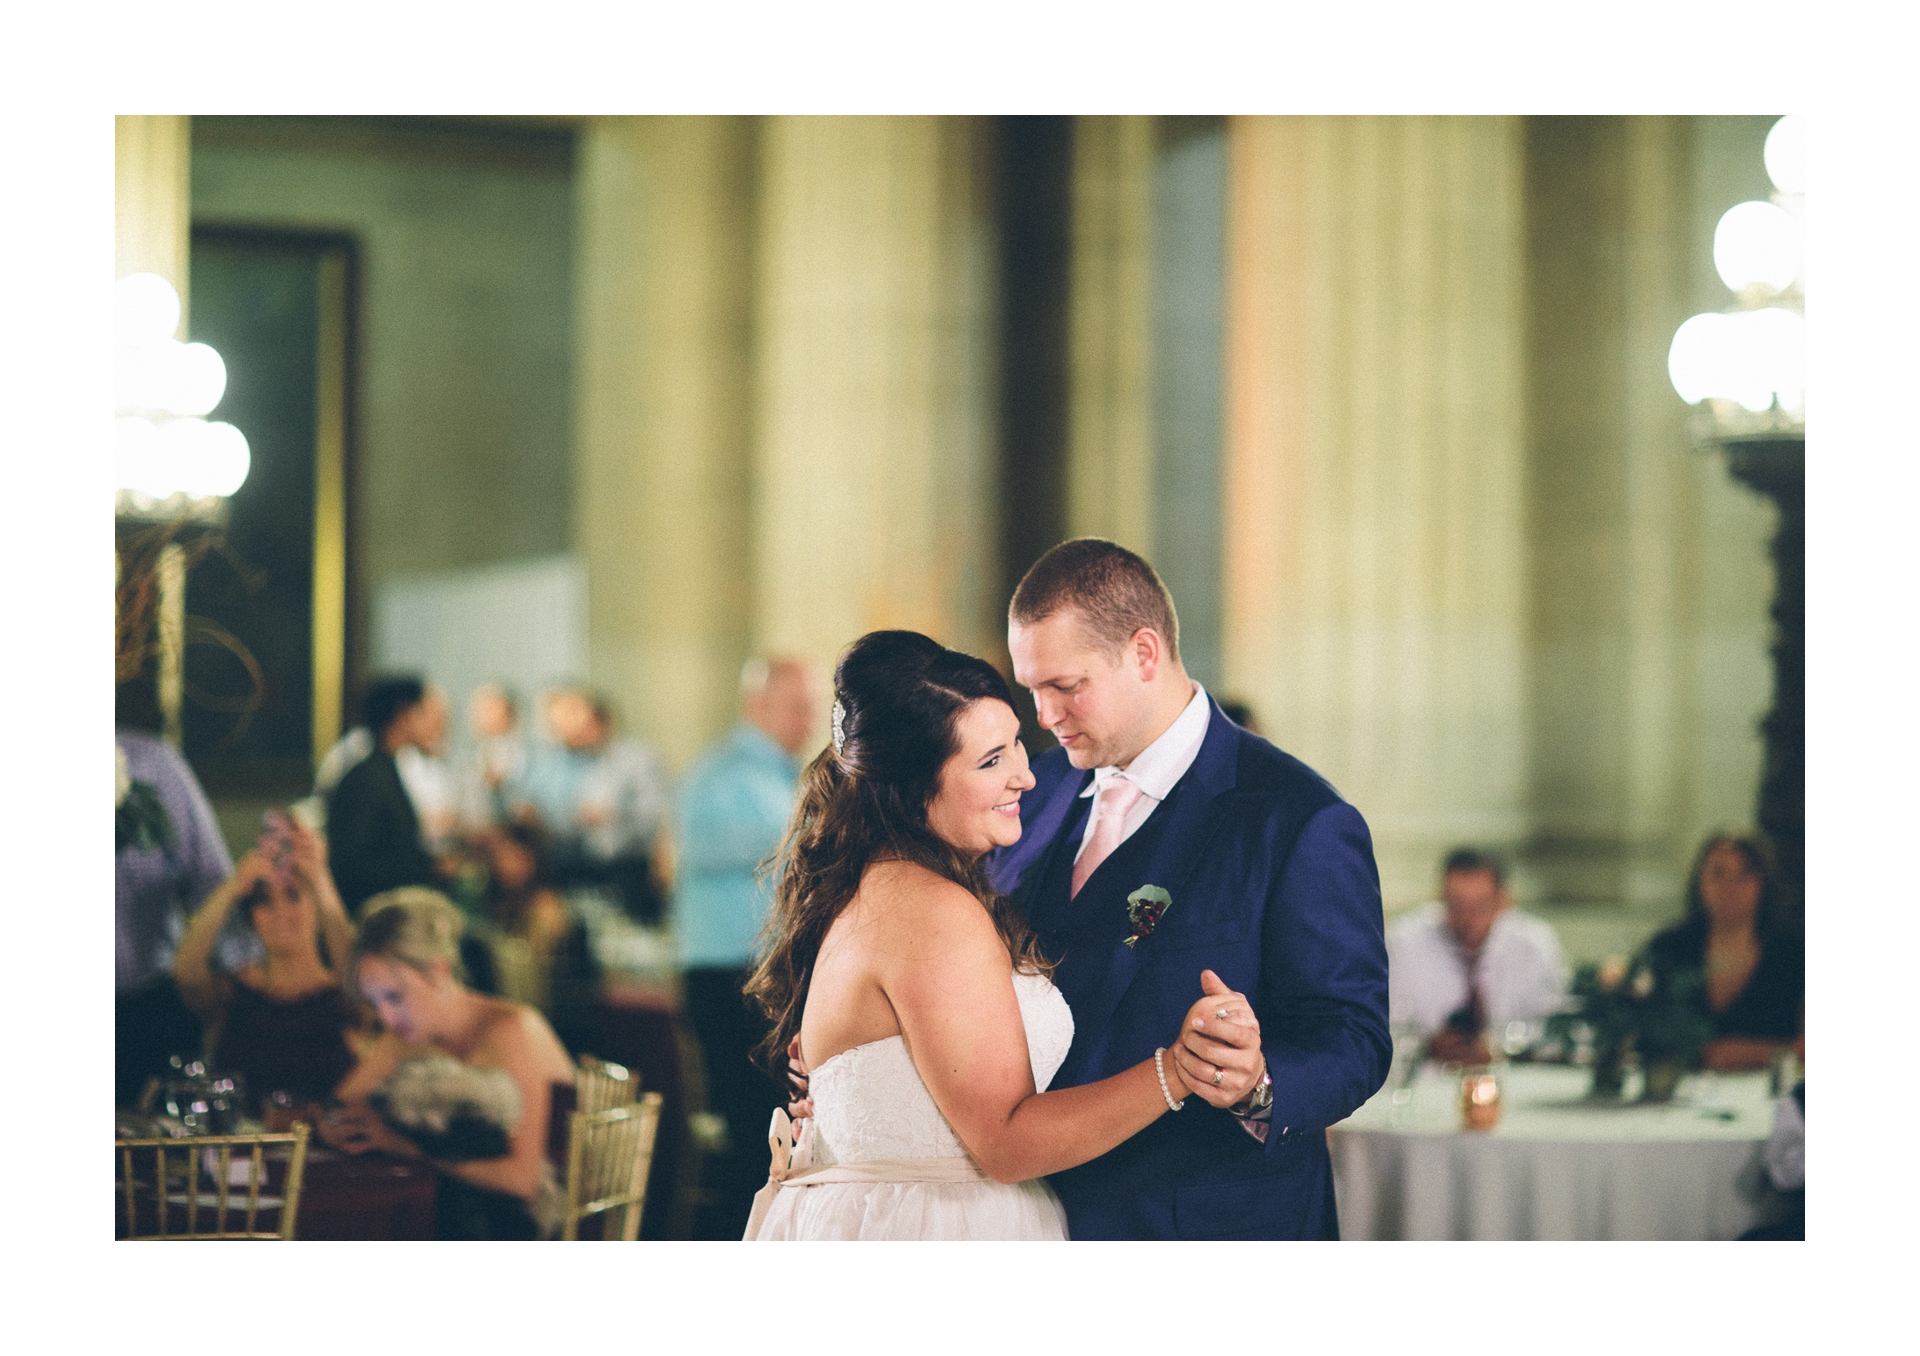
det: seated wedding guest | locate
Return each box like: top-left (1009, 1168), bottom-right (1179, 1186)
top-left (672, 655), bottom-right (816, 1236)
top-left (116, 728), bottom-right (249, 1105)
top-left (1389, 847), bottom-right (1568, 1064)
top-left (521, 687), bottom-right (672, 924)
top-left (327, 677), bottom-right (450, 918)
top-left (172, 811), bottom-right (359, 1113)
top-left (478, 822), bottom-right (600, 1014)
top-left (1643, 831), bottom-right (1802, 1072)
top-left (323, 888), bottom-right (576, 1240)
top-left (456, 681), bottom-right (529, 835)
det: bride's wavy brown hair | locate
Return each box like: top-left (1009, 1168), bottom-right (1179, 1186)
top-left (745, 630), bottom-right (1050, 1077)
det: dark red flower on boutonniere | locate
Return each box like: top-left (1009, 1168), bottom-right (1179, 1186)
top-left (1124, 885), bottom-right (1172, 947)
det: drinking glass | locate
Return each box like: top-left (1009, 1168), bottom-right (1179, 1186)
top-left (1459, 1065), bottom-right (1501, 1131)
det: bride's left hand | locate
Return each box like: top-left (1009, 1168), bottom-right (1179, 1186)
top-left (786, 1036), bottom-right (814, 1121)
top-left (1170, 970), bottom-right (1264, 1109)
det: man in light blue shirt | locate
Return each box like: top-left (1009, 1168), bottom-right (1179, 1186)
top-left (673, 656), bottom-right (817, 1237)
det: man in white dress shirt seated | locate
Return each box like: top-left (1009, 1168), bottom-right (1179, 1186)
top-left (1388, 847), bottom-right (1568, 1065)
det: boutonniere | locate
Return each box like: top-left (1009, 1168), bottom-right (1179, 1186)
top-left (1124, 885), bottom-right (1172, 947)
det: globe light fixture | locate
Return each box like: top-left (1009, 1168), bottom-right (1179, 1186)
top-left (1669, 116), bottom-right (1804, 440)
top-left (1713, 200), bottom-right (1802, 294)
top-left (114, 272), bottom-right (250, 516)
top-left (1764, 115), bottom-right (1805, 196)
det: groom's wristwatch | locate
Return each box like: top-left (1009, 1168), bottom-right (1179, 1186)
top-left (1229, 1069), bottom-right (1274, 1119)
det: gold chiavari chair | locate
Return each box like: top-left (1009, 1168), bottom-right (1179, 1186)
top-left (117, 1123), bottom-right (311, 1240)
top-left (575, 1054), bottom-right (641, 1114)
top-left (559, 1093), bottom-right (663, 1240)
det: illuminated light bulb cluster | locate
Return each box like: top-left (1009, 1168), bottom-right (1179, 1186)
top-left (1668, 116), bottom-right (1805, 422)
top-left (115, 273), bottom-right (251, 502)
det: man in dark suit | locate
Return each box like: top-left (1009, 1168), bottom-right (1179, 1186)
top-left (990, 538), bottom-right (1390, 1239)
top-left (327, 676), bottom-right (445, 919)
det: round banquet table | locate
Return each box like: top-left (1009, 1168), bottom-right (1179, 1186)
top-left (1329, 1063), bottom-right (1780, 1240)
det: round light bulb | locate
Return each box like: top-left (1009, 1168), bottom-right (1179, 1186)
top-left (116, 416), bottom-right (163, 495)
top-left (1764, 115), bottom-right (1805, 196)
top-left (198, 421), bottom-right (252, 497)
top-left (116, 339), bottom-right (179, 413)
top-left (157, 416), bottom-right (208, 499)
top-left (1668, 311), bottom-right (1733, 405)
top-left (165, 341), bottom-right (228, 417)
top-left (116, 273), bottom-right (181, 345)
top-left (1714, 201), bottom-right (1802, 293)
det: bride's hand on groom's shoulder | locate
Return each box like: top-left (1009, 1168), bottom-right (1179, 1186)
top-left (1170, 970), bottom-right (1266, 1109)
top-left (786, 1036), bottom-right (814, 1121)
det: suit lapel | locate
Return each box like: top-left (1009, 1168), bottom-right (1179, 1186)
top-left (1065, 703), bottom-right (1242, 1054)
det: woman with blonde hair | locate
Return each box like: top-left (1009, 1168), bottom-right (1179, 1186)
top-left (321, 887), bottom-right (575, 1239)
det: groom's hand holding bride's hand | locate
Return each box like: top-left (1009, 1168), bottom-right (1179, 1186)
top-left (1170, 970), bottom-right (1265, 1109)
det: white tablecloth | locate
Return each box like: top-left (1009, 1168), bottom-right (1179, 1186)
top-left (1330, 1064), bottom-right (1778, 1240)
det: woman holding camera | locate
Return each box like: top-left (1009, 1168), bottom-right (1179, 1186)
top-left (172, 813), bottom-right (361, 1111)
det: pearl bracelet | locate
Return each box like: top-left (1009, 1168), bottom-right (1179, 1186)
top-left (1153, 1047), bottom-right (1185, 1112)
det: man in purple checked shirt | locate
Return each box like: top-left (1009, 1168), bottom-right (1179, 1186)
top-left (115, 728), bottom-right (258, 1105)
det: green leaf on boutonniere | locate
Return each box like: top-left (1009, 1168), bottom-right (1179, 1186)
top-left (1124, 884), bottom-right (1172, 947)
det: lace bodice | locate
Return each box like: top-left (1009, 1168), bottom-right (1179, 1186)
top-left (806, 970), bottom-right (1074, 1166)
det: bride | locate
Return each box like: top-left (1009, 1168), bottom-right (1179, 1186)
top-left (742, 630), bottom-right (1251, 1240)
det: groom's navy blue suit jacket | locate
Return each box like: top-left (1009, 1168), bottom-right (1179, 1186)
top-left (987, 698), bottom-right (1390, 1239)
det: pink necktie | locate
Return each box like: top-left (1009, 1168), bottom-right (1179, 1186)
top-left (1070, 778), bottom-right (1146, 899)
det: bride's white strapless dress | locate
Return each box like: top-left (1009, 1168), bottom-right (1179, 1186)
top-left (744, 970), bottom-right (1074, 1240)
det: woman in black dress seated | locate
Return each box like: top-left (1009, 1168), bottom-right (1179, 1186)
top-left (173, 812), bottom-right (359, 1112)
top-left (1644, 831), bottom-right (1803, 1072)
top-left (321, 888), bottom-right (576, 1239)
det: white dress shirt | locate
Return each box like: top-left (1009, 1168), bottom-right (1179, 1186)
top-left (1073, 682), bottom-right (1212, 867)
top-left (1386, 902), bottom-right (1570, 1037)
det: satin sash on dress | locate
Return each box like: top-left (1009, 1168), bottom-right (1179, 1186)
top-left (742, 1107), bottom-right (993, 1239)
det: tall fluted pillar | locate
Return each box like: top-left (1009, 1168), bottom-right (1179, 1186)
top-left (115, 116), bottom-right (190, 317)
top-left (1066, 116), bottom-right (1156, 553)
top-left (751, 117), bottom-right (999, 675)
top-left (575, 117), bottom-right (755, 774)
top-left (1523, 116), bottom-right (1769, 909)
top-left (1223, 117), bottom-right (1530, 909)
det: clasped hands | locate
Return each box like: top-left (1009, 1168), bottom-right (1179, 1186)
top-left (1165, 969), bottom-right (1264, 1108)
top-left (784, 968), bottom-right (1265, 1117)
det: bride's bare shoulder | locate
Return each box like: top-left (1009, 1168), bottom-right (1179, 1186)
top-left (857, 860), bottom-right (999, 950)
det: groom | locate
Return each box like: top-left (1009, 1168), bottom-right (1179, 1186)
top-left (989, 538), bottom-right (1389, 1239)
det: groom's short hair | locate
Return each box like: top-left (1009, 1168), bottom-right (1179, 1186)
top-left (1010, 538), bottom-right (1181, 662)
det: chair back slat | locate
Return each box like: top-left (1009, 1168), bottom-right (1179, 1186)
top-left (559, 1093), bottom-right (662, 1241)
top-left (115, 1124), bottom-right (311, 1241)
top-left (575, 1055), bottom-right (641, 1115)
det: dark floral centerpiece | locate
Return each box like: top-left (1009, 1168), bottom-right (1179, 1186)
top-left (1544, 954), bottom-right (1714, 1102)
top-left (115, 745), bottom-right (176, 854)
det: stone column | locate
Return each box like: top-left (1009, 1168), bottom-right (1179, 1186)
top-left (115, 115), bottom-right (190, 316)
top-left (574, 117), bottom-right (756, 775)
top-left (750, 117), bottom-right (1000, 677)
top-left (1521, 116), bottom-right (1768, 912)
top-left (1067, 116), bottom-right (1156, 553)
top-left (1223, 116), bottom-right (1531, 909)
